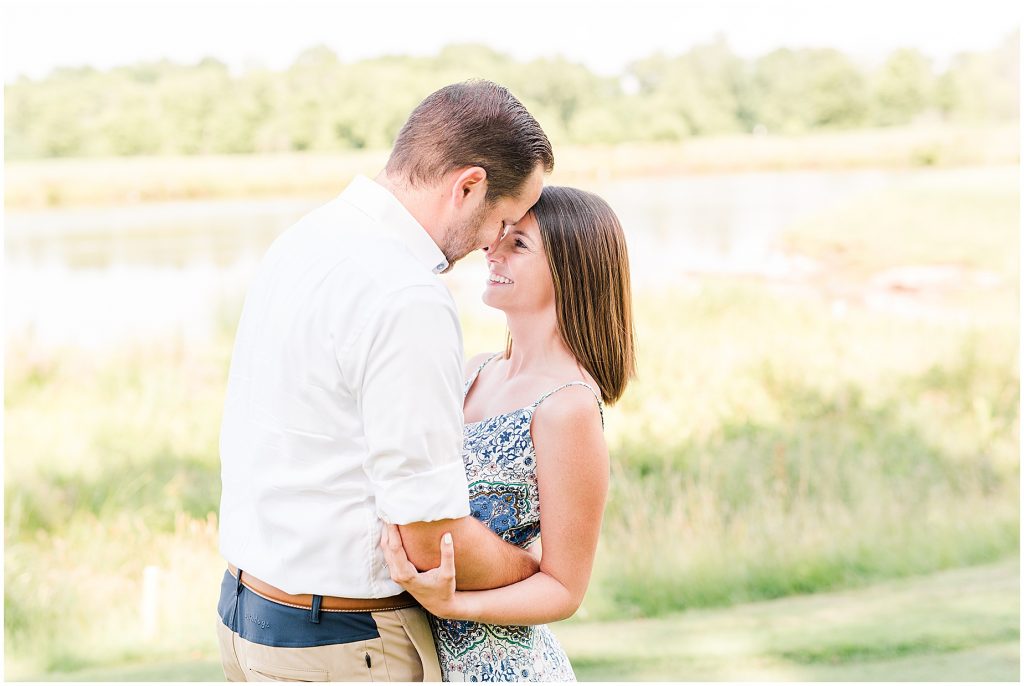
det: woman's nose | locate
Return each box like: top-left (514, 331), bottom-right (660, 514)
top-left (484, 236), bottom-right (504, 258)
top-left (482, 224), bottom-right (507, 252)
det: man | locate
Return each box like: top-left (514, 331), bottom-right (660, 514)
top-left (216, 80), bottom-right (554, 681)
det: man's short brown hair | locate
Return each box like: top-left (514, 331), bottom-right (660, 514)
top-left (385, 80), bottom-right (554, 203)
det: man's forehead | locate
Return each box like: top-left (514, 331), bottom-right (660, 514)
top-left (519, 167), bottom-right (544, 203)
top-left (500, 171), bottom-right (543, 222)
top-left (503, 204), bottom-right (530, 225)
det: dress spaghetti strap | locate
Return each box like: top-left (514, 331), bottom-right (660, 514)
top-left (533, 381), bottom-right (605, 430)
top-left (463, 352), bottom-right (501, 397)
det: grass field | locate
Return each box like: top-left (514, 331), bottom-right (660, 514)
top-left (3, 153), bottom-right (1018, 679)
top-left (19, 558), bottom-right (1019, 681)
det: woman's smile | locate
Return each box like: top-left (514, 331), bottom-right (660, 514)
top-left (487, 270), bottom-right (515, 286)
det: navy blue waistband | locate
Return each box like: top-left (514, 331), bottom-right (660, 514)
top-left (217, 569), bottom-right (380, 648)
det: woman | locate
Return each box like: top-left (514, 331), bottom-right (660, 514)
top-left (380, 186), bottom-right (636, 682)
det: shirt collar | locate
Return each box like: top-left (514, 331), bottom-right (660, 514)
top-left (339, 175), bottom-right (449, 274)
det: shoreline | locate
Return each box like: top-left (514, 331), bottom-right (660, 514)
top-left (5, 124), bottom-right (1017, 210)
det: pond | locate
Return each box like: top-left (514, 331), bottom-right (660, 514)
top-left (5, 169), bottom-right (901, 347)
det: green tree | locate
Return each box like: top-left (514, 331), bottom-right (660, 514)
top-left (749, 48), bottom-right (869, 133)
top-left (629, 37), bottom-right (747, 136)
top-left (870, 48), bottom-right (935, 126)
top-left (3, 37), bottom-right (1018, 160)
top-left (936, 30), bottom-right (1019, 123)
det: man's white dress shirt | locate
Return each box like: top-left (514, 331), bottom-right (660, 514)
top-left (218, 175), bottom-right (471, 598)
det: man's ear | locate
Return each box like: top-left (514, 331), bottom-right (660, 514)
top-left (450, 166), bottom-right (488, 209)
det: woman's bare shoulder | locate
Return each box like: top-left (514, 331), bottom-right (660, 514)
top-left (463, 351), bottom-right (500, 382)
top-left (533, 383), bottom-right (604, 429)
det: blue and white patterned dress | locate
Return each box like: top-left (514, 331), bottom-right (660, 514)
top-left (429, 353), bottom-right (605, 682)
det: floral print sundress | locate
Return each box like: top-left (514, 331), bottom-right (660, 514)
top-left (428, 353), bottom-right (605, 682)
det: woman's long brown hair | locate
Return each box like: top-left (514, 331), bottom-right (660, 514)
top-left (505, 186), bottom-right (636, 404)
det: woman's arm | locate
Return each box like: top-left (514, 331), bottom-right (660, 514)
top-left (382, 386), bottom-right (608, 624)
top-left (397, 516), bottom-right (539, 590)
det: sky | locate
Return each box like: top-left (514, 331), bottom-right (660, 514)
top-left (2, 0), bottom-right (1020, 83)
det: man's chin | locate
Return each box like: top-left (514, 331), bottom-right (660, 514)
top-left (438, 254), bottom-right (462, 274)
top-left (439, 249), bottom-right (474, 273)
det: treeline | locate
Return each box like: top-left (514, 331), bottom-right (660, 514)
top-left (4, 34), bottom-right (1018, 159)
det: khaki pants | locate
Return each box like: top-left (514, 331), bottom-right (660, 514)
top-left (216, 606), bottom-right (442, 682)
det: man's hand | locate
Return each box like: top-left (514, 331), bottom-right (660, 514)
top-left (381, 524), bottom-right (462, 618)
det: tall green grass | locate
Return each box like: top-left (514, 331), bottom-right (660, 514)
top-left (464, 278), bottom-right (1018, 621)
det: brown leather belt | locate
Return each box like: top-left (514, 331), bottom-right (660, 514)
top-left (228, 564), bottom-right (418, 613)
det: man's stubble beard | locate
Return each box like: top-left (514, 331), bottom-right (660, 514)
top-left (438, 203), bottom-right (492, 273)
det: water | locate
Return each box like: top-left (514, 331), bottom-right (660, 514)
top-left (5, 170), bottom-right (900, 347)
top-left (595, 171), bottom-right (895, 279)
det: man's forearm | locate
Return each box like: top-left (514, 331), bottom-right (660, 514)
top-left (398, 517), bottom-right (539, 590)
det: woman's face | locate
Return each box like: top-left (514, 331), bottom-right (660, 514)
top-left (481, 213), bottom-right (555, 315)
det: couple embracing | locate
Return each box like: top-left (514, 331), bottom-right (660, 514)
top-left (216, 80), bottom-right (636, 682)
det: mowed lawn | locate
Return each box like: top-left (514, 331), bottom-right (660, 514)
top-left (25, 557), bottom-right (1019, 682)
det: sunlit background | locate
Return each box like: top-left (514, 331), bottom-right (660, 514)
top-left (3, 0), bottom-right (1020, 680)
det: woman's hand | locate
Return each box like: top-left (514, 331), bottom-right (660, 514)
top-left (380, 523), bottom-right (462, 619)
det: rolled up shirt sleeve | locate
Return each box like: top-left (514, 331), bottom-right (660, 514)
top-left (345, 285), bottom-right (471, 525)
